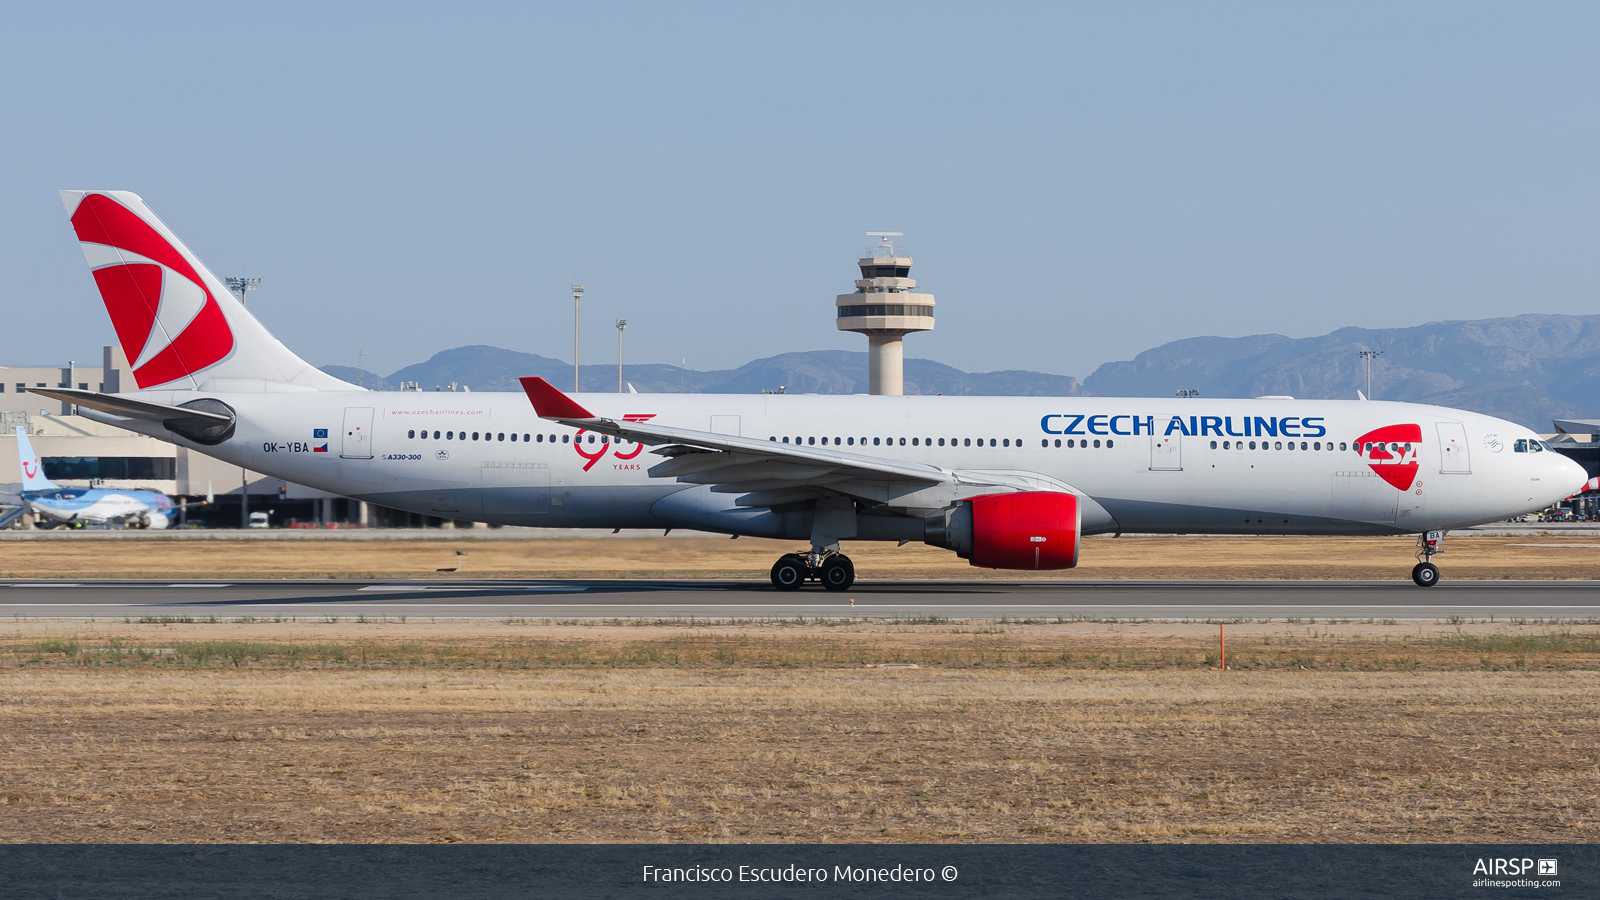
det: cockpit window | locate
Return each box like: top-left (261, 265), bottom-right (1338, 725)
top-left (1514, 439), bottom-right (1528, 453)
top-left (1539, 440), bottom-right (1554, 452)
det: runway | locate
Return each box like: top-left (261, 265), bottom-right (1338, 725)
top-left (3, 578), bottom-right (1598, 620)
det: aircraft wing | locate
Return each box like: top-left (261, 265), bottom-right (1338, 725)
top-left (519, 376), bottom-right (1074, 510)
top-left (26, 388), bottom-right (232, 426)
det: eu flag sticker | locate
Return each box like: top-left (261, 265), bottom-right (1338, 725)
top-left (313, 428), bottom-right (329, 439)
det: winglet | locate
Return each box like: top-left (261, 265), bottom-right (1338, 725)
top-left (519, 377), bottom-right (598, 419)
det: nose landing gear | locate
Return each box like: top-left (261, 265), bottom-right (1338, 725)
top-left (1411, 530), bottom-right (1443, 587)
top-left (769, 550), bottom-right (856, 592)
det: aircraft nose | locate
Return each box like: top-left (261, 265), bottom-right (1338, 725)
top-left (1557, 453), bottom-right (1590, 496)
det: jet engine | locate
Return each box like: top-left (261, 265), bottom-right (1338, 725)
top-left (926, 491), bottom-right (1080, 570)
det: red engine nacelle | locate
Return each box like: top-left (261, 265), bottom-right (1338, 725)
top-left (927, 491), bottom-right (1080, 570)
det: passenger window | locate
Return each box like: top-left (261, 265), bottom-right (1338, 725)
top-left (1209, 440), bottom-right (1217, 449)
top-left (808, 437), bottom-right (815, 445)
top-left (1338, 442), bottom-right (1346, 451)
top-left (1312, 441), bottom-right (1319, 450)
top-left (899, 438), bottom-right (906, 446)
top-left (963, 439), bottom-right (971, 446)
top-left (1053, 439), bottom-right (1060, 448)
top-left (510, 433), bottom-right (517, 442)
top-left (990, 439), bottom-right (997, 447)
top-left (1248, 441), bottom-right (1256, 449)
top-left (498, 433), bottom-right (505, 441)
top-left (1093, 439), bottom-right (1101, 448)
top-left (873, 438), bottom-right (880, 446)
top-left (562, 435), bottom-right (570, 443)
top-left (1106, 439), bottom-right (1114, 448)
top-left (847, 437), bottom-right (854, 445)
top-left (911, 438), bottom-right (919, 446)
top-left (1002, 439), bottom-right (1009, 447)
top-left (408, 430), bottom-right (415, 438)
top-left (783, 437), bottom-right (789, 443)
top-left (1222, 441), bottom-right (1230, 449)
top-left (537, 434), bottom-right (544, 442)
top-left (446, 431), bottom-right (454, 440)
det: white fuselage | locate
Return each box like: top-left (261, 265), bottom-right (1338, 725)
top-left (87, 391), bottom-right (1585, 540)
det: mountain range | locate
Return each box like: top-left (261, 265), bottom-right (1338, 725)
top-left (322, 347), bottom-right (1085, 398)
top-left (322, 313), bottom-right (1600, 430)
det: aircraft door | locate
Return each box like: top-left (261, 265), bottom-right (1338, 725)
top-left (1150, 432), bottom-right (1181, 470)
top-left (1437, 422), bottom-right (1470, 474)
top-left (482, 462), bottom-right (551, 516)
top-left (340, 408), bottom-right (375, 459)
top-left (1330, 470), bottom-right (1398, 525)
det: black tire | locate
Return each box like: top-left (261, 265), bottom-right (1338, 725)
top-left (1412, 561), bottom-right (1440, 587)
top-left (771, 554), bottom-right (807, 592)
top-left (820, 555), bottom-right (855, 592)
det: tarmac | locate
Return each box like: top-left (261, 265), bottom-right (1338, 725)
top-left (4, 578), bottom-right (1598, 621)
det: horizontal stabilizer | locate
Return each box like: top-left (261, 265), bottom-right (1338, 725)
top-left (26, 388), bottom-right (232, 425)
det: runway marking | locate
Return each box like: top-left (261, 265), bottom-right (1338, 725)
top-left (5, 603), bottom-right (1599, 612)
top-left (355, 585), bottom-right (590, 593)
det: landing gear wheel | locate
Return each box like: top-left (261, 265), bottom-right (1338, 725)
top-left (1411, 561), bottom-right (1440, 587)
top-left (820, 555), bottom-right (855, 592)
top-left (770, 554), bottom-right (807, 592)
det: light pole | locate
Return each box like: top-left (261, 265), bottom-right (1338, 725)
top-left (224, 276), bottom-right (261, 308)
top-left (572, 284), bottom-right (585, 392)
top-left (1358, 349), bottom-right (1383, 399)
top-left (222, 272), bottom-right (260, 530)
top-left (615, 319), bottom-right (627, 393)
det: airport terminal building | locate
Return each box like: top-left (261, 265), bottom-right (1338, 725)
top-left (0, 347), bottom-right (375, 528)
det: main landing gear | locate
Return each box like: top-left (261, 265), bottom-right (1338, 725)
top-left (1412, 530), bottom-right (1443, 587)
top-left (770, 550), bottom-right (855, 592)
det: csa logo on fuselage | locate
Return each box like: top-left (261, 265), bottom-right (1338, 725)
top-left (1354, 424), bottom-right (1422, 491)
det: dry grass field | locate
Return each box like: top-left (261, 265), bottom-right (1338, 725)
top-left (3, 532), bottom-right (1600, 580)
top-left (3, 620), bottom-right (1599, 844)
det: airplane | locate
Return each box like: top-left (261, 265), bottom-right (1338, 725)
top-left (33, 190), bottom-right (1588, 587)
top-left (6, 425), bottom-right (177, 528)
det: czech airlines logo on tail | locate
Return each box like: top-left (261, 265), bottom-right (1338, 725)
top-left (1354, 424), bottom-right (1422, 491)
top-left (63, 192), bottom-right (234, 389)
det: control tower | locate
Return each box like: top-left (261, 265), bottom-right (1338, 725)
top-left (835, 232), bottom-right (935, 395)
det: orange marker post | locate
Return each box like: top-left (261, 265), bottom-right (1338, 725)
top-left (1219, 623), bottom-right (1226, 671)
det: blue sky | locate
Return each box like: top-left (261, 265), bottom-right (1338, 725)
top-left (3, 3), bottom-right (1597, 379)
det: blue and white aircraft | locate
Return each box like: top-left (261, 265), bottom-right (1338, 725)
top-left (8, 425), bottom-right (177, 528)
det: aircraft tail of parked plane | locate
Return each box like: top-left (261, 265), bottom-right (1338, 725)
top-left (12, 426), bottom-right (177, 529)
top-left (15, 427), bottom-right (59, 492)
top-left (37, 191), bottom-right (1592, 584)
top-left (58, 190), bottom-right (353, 393)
